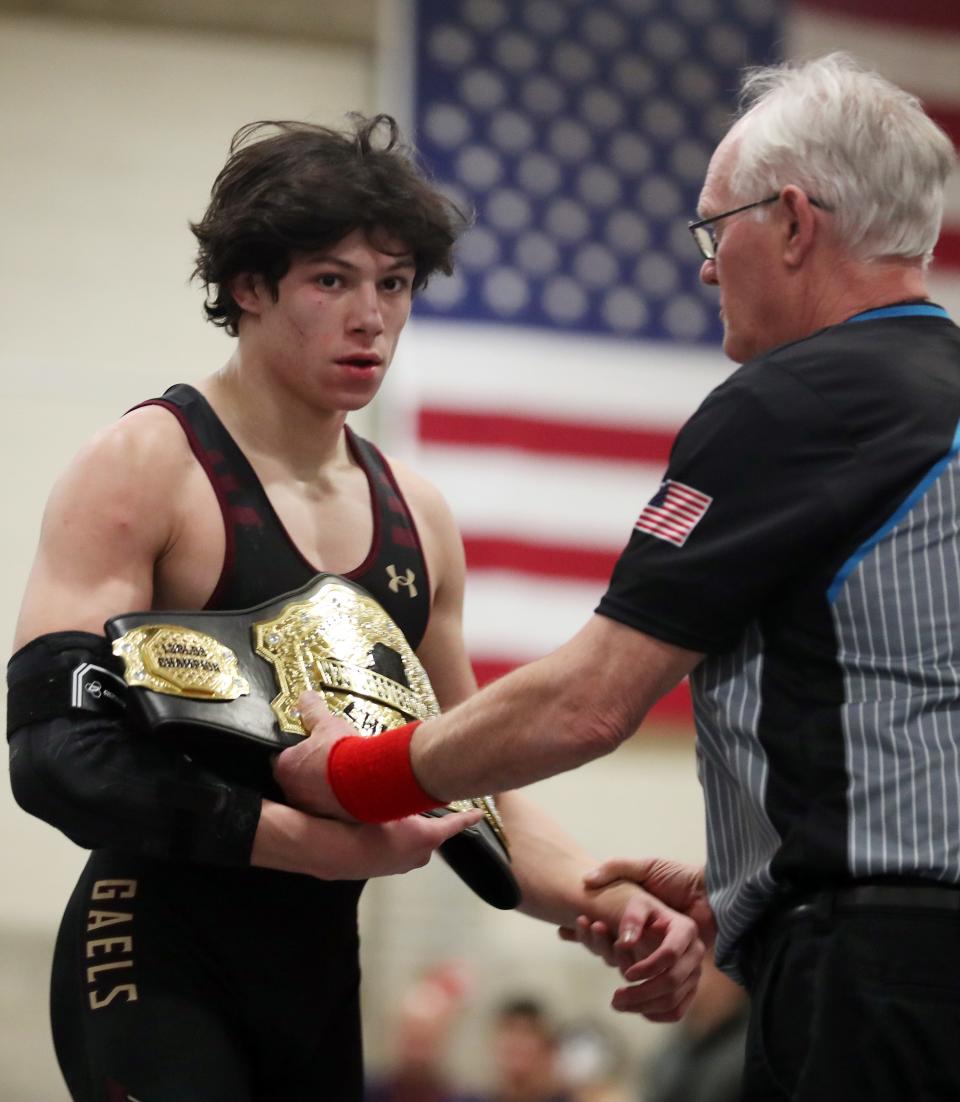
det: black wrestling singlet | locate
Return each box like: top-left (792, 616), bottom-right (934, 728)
top-left (51, 384), bottom-right (432, 1102)
top-left (149, 382), bottom-right (431, 635)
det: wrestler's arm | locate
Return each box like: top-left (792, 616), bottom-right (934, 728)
top-left (12, 409), bottom-right (182, 645)
top-left (411, 556), bottom-right (707, 1019)
top-left (360, 465), bottom-right (703, 1018)
top-left (9, 412), bottom-right (478, 878)
top-left (381, 461), bottom-right (620, 920)
top-left (391, 465), bottom-right (619, 924)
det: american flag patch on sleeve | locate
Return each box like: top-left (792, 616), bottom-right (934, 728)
top-left (635, 480), bottom-right (713, 547)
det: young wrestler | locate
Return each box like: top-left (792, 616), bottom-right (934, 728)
top-left (8, 116), bottom-right (700, 1102)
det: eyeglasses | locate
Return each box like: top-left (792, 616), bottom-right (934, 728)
top-left (688, 194), bottom-right (832, 260)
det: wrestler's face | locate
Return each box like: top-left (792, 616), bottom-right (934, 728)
top-left (697, 135), bottom-right (788, 364)
top-left (236, 228), bottom-right (415, 411)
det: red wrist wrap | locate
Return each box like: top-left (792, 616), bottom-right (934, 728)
top-left (326, 721), bottom-right (440, 823)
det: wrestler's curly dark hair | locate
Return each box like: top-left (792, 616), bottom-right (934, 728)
top-left (190, 114), bottom-right (469, 336)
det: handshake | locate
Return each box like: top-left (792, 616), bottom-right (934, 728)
top-left (273, 692), bottom-right (716, 1024)
top-left (557, 856), bottom-right (715, 1022)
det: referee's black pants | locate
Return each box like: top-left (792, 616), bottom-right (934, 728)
top-left (740, 884), bottom-right (960, 1101)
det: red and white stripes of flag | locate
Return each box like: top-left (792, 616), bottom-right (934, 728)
top-left (636, 480), bottom-right (713, 548)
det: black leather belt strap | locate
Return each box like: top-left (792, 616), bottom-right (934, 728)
top-left (834, 884), bottom-right (960, 912)
top-left (741, 882), bottom-right (960, 988)
top-left (782, 882), bottom-right (960, 921)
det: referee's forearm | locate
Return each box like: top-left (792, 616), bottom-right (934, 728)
top-left (410, 648), bottom-right (626, 802)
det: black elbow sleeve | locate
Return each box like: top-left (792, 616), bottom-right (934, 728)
top-left (7, 632), bottom-right (261, 866)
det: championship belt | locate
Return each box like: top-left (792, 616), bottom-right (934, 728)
top-left (104, 574), bottom-right (520, 910)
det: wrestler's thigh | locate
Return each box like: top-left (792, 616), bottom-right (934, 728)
top-left (51, 853), bottom-right (254, 1102)
top-left (245, 931), bottom-right (363, 1101)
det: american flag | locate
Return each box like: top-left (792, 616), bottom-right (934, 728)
top-left (636, 480), bottom-right (712, 547)
top-left (379, 0), bottom-right (960, 725)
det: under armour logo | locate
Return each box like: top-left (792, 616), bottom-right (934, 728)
top-left (386, 564), bottom-right (418, 597)
top-left (85, 681), bottom-right (103, 699)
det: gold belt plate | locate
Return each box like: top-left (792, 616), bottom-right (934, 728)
top-left (252, 579), bottom-right (440, 737)
top-left (109, 578), bottom-right (508, 852)
top-left (111, 625), bottom-right (250, 701)
top-left (253, 579), bottom-right (507, 851)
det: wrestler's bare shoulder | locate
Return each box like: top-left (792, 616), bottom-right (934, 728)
top-left (60, 405), bottom-right (200, 501)
top-left (80, 404), bottom-right (195, 473)
top-left (383, 454), bottom-right (459, 542)
top-left (42, 403), bottom-right (205, 545)
top-left (384, 454), bottom-right (450, 519)
top-left (14, 405), bottom-right (210, 644)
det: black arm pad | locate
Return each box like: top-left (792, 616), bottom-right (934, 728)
top-left (7, 631), bottom-right (128, 732)
top-left (7, 632), bottom-right (261, 866)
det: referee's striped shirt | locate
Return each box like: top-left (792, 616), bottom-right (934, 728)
top-left (598, 306), bottom-right (960, 977)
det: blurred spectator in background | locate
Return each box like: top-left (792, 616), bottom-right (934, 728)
top-left (483, 997), bottom-right (576, 1102)
top-left (555, 1020), bottom-right (632, 1102)
top-left (641, 954), bottom-right (748, 1102)
top-left (368, 980), bottom-right (650, 1102)
top-left (365, 961), bottom-right (481, 1102)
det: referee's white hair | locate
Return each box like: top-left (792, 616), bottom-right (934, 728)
top-left (729, 52), bottom-right (956, 267)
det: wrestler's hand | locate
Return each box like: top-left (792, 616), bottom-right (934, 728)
top-left (346, 811), bottom-right (484, 878)
top-left (272, 691), bottom-right (361, 819)
top-left (568, 878), bottom-right (705, 1022)
top-left (253, 796), bottom-right (483, 879)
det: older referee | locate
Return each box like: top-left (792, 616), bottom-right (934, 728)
top-left (276, 53), bottom-right (960, 1101)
